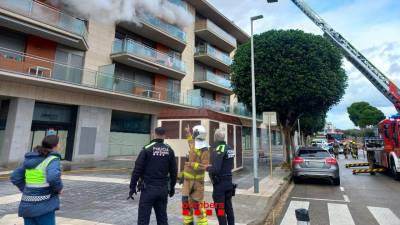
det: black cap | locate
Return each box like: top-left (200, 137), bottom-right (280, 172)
top-left (155, 127), bottom-right (166, 136)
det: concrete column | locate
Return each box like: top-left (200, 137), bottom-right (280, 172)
top-left (150, 114), bottom-right (158, 139)
top-left (1, 98), bottom-right (35, 166)
top-left (73, 106), bottom-right (112, 161)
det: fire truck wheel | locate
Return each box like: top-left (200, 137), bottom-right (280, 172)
top-left (390, 158), bottom-right (400, 180)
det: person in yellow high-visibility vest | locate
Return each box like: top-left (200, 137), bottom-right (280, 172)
top-left (10, 130), bottom-right (63, 225)
top-left (182, 125), bottom-right (210, 225)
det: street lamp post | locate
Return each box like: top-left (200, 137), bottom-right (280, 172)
top-left (251, 15), bottom-right (263, 193)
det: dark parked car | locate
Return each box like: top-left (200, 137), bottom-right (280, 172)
top-left (292, 147), bottom-right (340, 185)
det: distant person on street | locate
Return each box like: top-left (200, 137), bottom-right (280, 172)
top-left (333, 141), bottom-right (340, 159)
top-left (128, 127), bottom-right (177, 225)
top-left (207, 129), bottom-right (236, 225)
top-left (10, 130), bottom-right (63, 225)
top-left (343, 142), bottom-right (350, 159)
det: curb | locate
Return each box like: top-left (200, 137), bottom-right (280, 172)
top-left (247, 175), bottom-right (291, 225)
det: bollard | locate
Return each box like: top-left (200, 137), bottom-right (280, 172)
top-left (295, 208), bottom-right (310, 225)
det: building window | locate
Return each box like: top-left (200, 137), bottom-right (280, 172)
top-left (111, 111), bottom-right (151, 134)
top-left (0, 100), bottom-right (10, 130)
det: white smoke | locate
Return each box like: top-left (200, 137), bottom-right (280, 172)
top-left (46, 0), bottom-right (193, 28)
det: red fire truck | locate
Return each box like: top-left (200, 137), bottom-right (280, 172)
top-left (267, 0), bottom-right (400, 179)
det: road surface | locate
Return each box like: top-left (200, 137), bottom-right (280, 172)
top-left (277, 153), bottom-right (400, 225)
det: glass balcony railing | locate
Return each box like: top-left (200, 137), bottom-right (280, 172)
top-left (196, 19), bottom-right (236, 47)
top-left (112, 38), bottom-right (186, 73)
top-left (195, 44), bottom-right (233, 65)
top-left (194, 69), bottom-right (232, 90)
top-left (0, 47), bottom-right (259, 119)
top-left (168, 0), bottom-right (188, 10)
top-left (0, 0), bottom-right (87, 37)
top-left (142, 14), bottom-right (186, 43)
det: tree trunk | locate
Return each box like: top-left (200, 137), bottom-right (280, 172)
top-left (282, 126), bottom-right (293, 164)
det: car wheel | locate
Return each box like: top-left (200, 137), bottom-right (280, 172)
top-left (293, 176), bottom-right (301, 184)
top-left (333, 177), bottom-right (340, 186)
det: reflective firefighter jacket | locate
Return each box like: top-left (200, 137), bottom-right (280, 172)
top-left (183, 135), bottom-right (210, 180)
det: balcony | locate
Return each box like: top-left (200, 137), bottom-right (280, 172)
top-left (195, 44), bottom-right (232, 73)
top-left (195, 19), bottom-right (237, 53)
top-left (194, 70), bottom-right (233, 95)
top-left (111, 39), bottom-right (186, 80)
top-left (119, 14), bottom-right (186, 52)
top-left (0, 0), bottom-right (88, 50)
top-left (0, 48), bottom-right (258, 119)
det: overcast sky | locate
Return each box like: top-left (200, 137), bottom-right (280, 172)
top-left (208, 0), bottom-right (400, 130)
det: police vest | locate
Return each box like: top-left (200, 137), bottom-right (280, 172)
top-left (22, 155), bottom-right (59, 202)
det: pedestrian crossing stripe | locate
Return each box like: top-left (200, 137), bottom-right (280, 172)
top-left (368, 206), bottom-right (400, 225)
top-left (279, 201), bottom-right (400, 225)
top-left (352, 168), bottom-right (385, 174)
top-left (345, 163), bottom-right (369, 168)
top-left (279, 201), bottom-right (309, 225)
top-left (328, 203), bottom-right (355, 225)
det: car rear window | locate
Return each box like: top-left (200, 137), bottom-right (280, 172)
top-left (298, 149), bottom-right (330, 158)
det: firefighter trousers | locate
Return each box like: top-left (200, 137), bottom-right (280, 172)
top-left (182, 179), bottom-right (207, 225)
top-left (212, 180), bottom-right (235, 225)
top-left (138, 185), bottom-right (169, 225)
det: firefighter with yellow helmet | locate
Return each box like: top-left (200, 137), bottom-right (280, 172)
top-left (182, 125), bottom-right (210, 225)
top-left (351, 141), bottom-right (358, 159)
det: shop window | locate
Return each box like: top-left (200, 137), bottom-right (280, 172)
top-left (33, 102), bottom-right (74, 124)
top-left (0, 100), bottom-right (10, 130)
top-left (111, 111), bottom-right (151, 134)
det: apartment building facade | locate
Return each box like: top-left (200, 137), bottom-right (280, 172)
top-left (0, 0), bottom-right (274, 167)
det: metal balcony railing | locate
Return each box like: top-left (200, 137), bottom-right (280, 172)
top-left (194, 69), bottom-right (232, 90)
top-left (142, 14), bottom-right (186, 43)
top-left (0, 0), bottom-right (87, 37)
top-left (112, 38), bottom-right (186, 73)
top-left (195, 43), bottom-right (233, 65)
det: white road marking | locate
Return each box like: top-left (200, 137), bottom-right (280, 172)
top-left (328, 203), bottom-right (355, 225)
top-left (343, 195), bottom-right (350, 202)
top-left (0, 194), bottom-right (21, 205)
top-left (340, 187), bottom-right (344, 192)
top-left (62, 175), bottom-right (129, 184)
top-left (0, 214), bottom-right (113, 225)
top-left (291, 196), bottom-right (348, 203)
top-left (368, 206), bottom-right (400, 225)
top-left (280, 201), bottom-right (309, 225)
top-left (0, 170), bottom-right (11, 175)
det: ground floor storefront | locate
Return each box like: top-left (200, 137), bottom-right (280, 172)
top-left (0, 97), bottom-right (157, 166)
top-left (0, 97), bottom-right (285, 168)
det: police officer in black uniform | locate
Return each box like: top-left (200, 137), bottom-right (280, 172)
top-left (128, 127), bottom-right (177, 225)
top-left (207, 129), bottom-right (235, 225)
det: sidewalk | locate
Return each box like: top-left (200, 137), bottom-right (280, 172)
top-left (0, 156), bottom-right (290, 225)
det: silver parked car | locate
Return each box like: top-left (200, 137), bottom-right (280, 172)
top-left (292, 147), bottom-right (340, 185)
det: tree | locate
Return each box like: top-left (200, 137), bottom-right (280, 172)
top-left (300, 112), bottom-right (327, 137)
top-left (231, 30), bottom-right (347, 163)
top-left (347, 102), bottom-right (385, 128)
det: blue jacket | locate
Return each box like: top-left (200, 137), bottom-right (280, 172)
top-left (10, 151), bottom-right (63, 218)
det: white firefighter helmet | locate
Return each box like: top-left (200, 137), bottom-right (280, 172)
top-left (193, 125), bottom-right (206, 140)
top-left (192, 125), bottom-right (209, 149)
